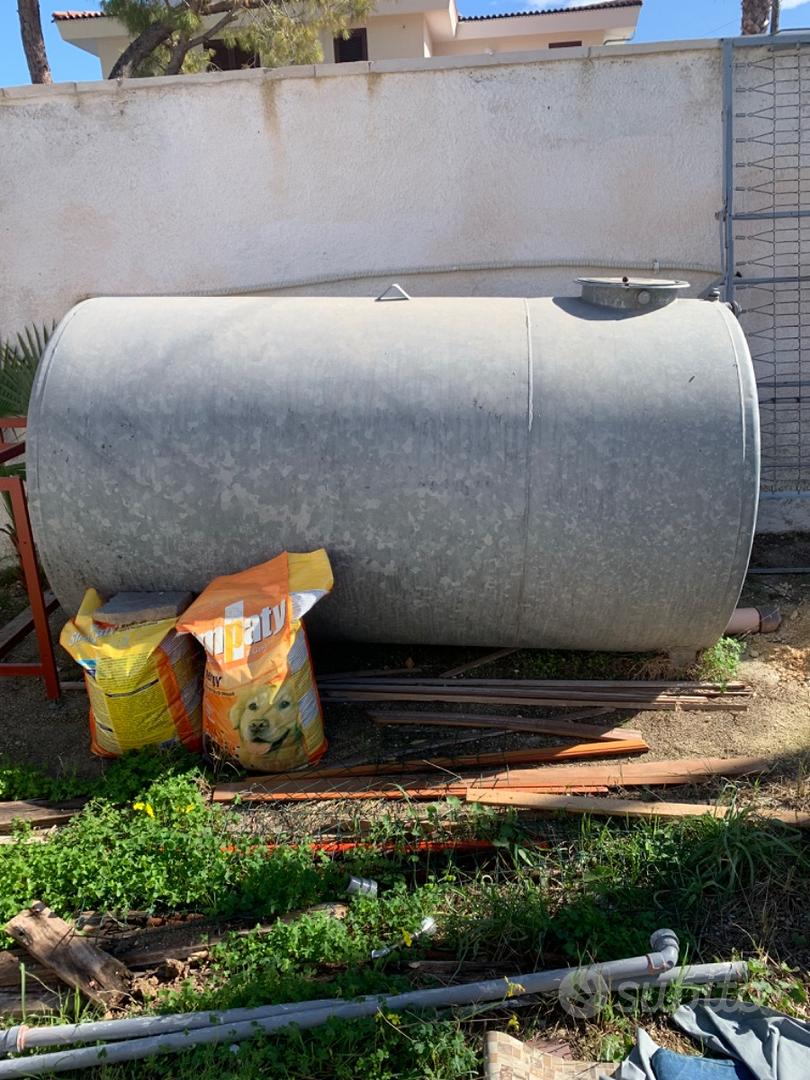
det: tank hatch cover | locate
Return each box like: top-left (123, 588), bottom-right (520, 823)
top-left (576, 277), bottom-right (690, 311)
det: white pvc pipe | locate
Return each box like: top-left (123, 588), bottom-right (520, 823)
top-left (631, 961), bottom-right (748, 987)
top-left (5, 957), bottom-right (726, 1058)
top-left (0, 956), bottom-right (750, 1076)
top-left (0, 931), bottom-right (679, 1076)
top-left (0, 998), bottom-right (340, 1056)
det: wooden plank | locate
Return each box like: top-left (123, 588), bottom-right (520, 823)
top-left (120, 903), bottom-right (350, 969)
top-left (214, 738), bottom-right (648, 786)
top-left (0, 800), bottom-right (84, 834)
top-left (369, 710), bottom-right (641, 741)
top-left (0, 950), bottom-right (57, 990)
top-left (0, 592), bottom-right (58, 658)
top-left (214, 786), bottom-right (609, 802)
top-left (5, 902), bottom-right (131, 1007)
top-left (466, 791), bottom-right (810, 828)
top-left (0, 990), bottom-right (64, 1017)
top-left (440, 649), bottom-right (519, 678)
top-left (212, 775), bottom-right (609, 803)
top-left (466, 756), bottom-right (771, 790)
top-left (213, 775), bottom-right (466, 801)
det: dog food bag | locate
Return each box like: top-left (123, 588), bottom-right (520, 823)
top-left (176, 550), bottom-right (333, 773)
top-left (60, 590), bottom-right (203, 757)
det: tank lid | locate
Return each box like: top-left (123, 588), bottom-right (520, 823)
top-left (576, 276), bottom-right (689, 311)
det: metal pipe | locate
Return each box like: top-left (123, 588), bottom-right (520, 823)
top-left (88, 259), bottom-right (723, 300)
top-left (0, 931), bottom-right (679, 1076)
top-left (748, 567), bottom-right (810, 575)
top-left (722, 38), bottom-right (735, 305)
top-left (724, 606), bottom-right (782, 635)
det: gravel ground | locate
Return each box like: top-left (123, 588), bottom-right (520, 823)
top-left (0, 533), bottom-right (807, 803)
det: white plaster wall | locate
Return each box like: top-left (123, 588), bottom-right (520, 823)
top-left (96, 37), bottom-right (132, 78)
top-left (320, 14), bottom-right (429, 63)
top-left (433, 29), bottom-right (607, 55)
top-left (367, 15), bottom-right (429, 60)
top-left (0, 41), bottom-right (724, 337)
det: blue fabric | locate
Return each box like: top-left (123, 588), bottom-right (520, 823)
top-left (652, 1047), bottom-right (755, 1080)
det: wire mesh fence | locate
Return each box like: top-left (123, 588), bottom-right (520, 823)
top-left (729, 38), bottom-right (810, 491)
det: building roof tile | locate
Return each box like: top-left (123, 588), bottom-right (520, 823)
top-left (54, 0), bottom-right (642, 24)
top-left (52, 10), bottom-right (106, 19)
top-left (458, 0), bottom-right (641, 23)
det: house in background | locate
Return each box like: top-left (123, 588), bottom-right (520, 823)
top-left (54, 0), bottom-right (641, 77)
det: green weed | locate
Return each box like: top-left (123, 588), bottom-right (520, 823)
top-left (0, 776), bottom-right (338, 923)
top-left (743, 958), bottom-right (809, 1013)
top-left (0, 747), bottom-right (203, 804)
top-left (696, 636), bottom-right (744, 686)
top-left (0, 768), bottom-right (805, 1078)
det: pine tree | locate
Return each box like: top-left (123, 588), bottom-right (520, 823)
top-left (103, 0), bottom-right (374, 79)
top-left (17, 0), bottom-right (52, 84)
top-left (741, 0), bottom-right (775, 35)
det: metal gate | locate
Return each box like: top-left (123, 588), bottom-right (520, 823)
top-left (723, 32), bottom-right (810, 498)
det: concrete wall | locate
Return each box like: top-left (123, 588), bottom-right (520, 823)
top-left (434, 29), bottom-right (607, 55)
top-left (0, 40), bottom-right (723, 336)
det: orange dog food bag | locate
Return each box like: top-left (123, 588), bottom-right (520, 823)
top-left (177, 550), bottom-right (333, 772)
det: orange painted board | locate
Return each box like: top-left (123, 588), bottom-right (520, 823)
top-left (213, 738), bottom-right (648, 792)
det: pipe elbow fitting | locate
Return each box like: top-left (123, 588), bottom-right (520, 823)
top-left (647, 929), bottom-right (679, 972)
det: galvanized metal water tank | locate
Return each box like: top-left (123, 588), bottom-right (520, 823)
top-left (27, 281), bottom-right (759, 652)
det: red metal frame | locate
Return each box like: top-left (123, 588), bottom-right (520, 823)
top-left (0, 423), bottom-right (61, 699)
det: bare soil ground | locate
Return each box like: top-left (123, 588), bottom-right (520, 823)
top-left (0, 534), bottom-right (808, 815)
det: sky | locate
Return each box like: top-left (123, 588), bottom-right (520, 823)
top-left (2, 0), bottom-right (810, 88)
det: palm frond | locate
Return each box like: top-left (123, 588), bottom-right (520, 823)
top-left (0, 322), bottom-right (55, 419)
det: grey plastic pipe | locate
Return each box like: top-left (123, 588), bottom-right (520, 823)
top-left (631, 961), bottom-right (748, 988)
top-left (0, 931), bottom-right (679, 1076)
top-left (0, 958), bottom-right (746, 1061)
top-left (0, 997), bottom-right (341, 1056)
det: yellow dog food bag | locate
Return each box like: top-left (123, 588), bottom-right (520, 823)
top-left (176, 550), bottom-right (333, 773)
top-left (60, 590), bottom-right (203, 757)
